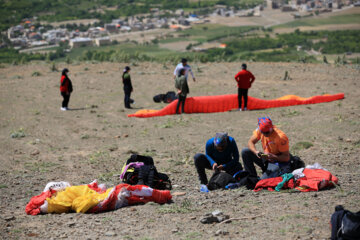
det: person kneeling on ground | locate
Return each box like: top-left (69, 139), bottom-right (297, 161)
top-left (194, 132), bottom-right (243, 192)
top-left (242, 117), bottom-right (291, 179)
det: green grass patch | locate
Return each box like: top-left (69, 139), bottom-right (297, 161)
top-left (10, 128), bottom-right (26, 138)
top-left (0, 184), bottom-right (8, 189)
top-left (279, 214), bottom-right (305, 221)
top-left (81, 134), bottom-right (90, 139)
top-left (291, 141), bottom-right (314, 153)
top-left (185, 232), bottom-right (202, 240)
top-left (88, 151), bottom-right (110, 164)
top-left (31, 71), bottom-right (41, 76)
top-left (275, 14), bottom-right (360, 28)
top-left (280, 109), bottom-right (302, 117)
top-left (98, 171), bottom-right (122, 182)
top-left (157, 199), bottom-right (193, 214)
top-left (24, 162), bottom-right (60, 172)
top-left (157, 118), bottom-right (189, 129)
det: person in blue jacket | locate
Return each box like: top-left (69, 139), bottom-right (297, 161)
top-left (194, 132), bottom-right (243, 192)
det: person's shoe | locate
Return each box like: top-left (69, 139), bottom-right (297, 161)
top-left (239, 108), bottom-right (243, 111)
top-left (60, 107), bottom-right (67, 111)
top-left (200, 184), bottom-right (209, 193)
top-left (65, 107), bottom-right (70, 110)
top-left (244, 107), bottom-right (248, 111)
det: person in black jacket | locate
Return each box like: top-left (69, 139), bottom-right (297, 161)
top-left (122, 66), bottom-right (134, 109)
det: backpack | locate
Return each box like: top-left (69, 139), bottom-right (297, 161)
top-left (121, 154), bottom-right (172, 190)
top-left (153, 94), bottom-right (165, 103)
top-left (164, 91), bottom-right (177, 103)
top-left (331, 205), bottom-right (360, 240)
top-left (290, 155), bottom-right (305, 171)
top-left (207, 170), bottom-right (235, 191)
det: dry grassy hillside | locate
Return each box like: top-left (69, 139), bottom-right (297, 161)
top-left (0, 61), bottom-right (359, 239)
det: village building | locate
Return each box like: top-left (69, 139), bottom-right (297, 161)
top-left (95, 37), bottom-right (111, 46)
top-left (69, 37), bottom-right (93, 48)
top-left (7, 25), bottom-right (25, 39)
top-left (104, 23), bottom-right (118, 33)
top-left (10, 38), bottom-right (27, 48)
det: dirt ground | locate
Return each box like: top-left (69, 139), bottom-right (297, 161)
top-left (0, 61), bottom-right (359, 240)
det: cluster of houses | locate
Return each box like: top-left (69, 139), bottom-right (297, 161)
top-left (6, 9), bottom-right (206, 50)
top-left (6, 0), bottom-right (357, 50)
top-left (272, 0), bottom-right (356, 12)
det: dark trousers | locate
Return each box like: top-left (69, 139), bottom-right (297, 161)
top-left (238, 88), bottom-right (248, 109)
top-left (61, 92), bottom-right (70, 108)
top-left (176, 94), bottom-right (186, 114)
top-left (194, 153), bottom-right (242, 185)
top-left (241, 148), bottom-right (291, 179)
top-left (124, 88), bottom-right (132, 108)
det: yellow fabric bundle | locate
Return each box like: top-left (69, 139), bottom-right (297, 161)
top-left (46, 185), bottom-right (113, 213)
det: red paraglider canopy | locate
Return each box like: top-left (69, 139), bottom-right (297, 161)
top-left (128, 93), bottom-right (344, 118)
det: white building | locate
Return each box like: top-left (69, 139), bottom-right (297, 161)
top-left (95, 37), bottom-right (111, 46)
top-left (69, 37), bottom-right (93, 48)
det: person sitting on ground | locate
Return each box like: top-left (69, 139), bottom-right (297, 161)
top-left (241, 117), bottom-right (291, 179)
top-left (194, 132), bottom-right (243, 192)
top-left (234, 63), bottom-right (255, 111)
top-left (175, 68), bottom-right (189, 114)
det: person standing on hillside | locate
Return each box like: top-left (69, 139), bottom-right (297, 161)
top-left (234, 63), bottom-right (255, 111)
top-left (60, 68), bottom-right (73, 111)
top-left (173, 58), bottom-right (196, 82)
top-left (174, 68), bottom-right (189, 114)
top-left (122, 66), bottom-right (134, 109)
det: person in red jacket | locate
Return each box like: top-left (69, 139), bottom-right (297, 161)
top-left (234, 63), bottom-right (255, 111)
top-left (60, 68), bottom-right (73, 111)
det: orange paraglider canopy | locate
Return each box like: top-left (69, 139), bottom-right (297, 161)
top-left (128, 93), bottom-right (344, 118)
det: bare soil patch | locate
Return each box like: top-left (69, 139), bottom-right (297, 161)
top-left (41, 19), bottom-right (100, 27)
top-left (159, 41), bottom-right (197, 51)
top-left (0, 61), bottom-right (359, 239)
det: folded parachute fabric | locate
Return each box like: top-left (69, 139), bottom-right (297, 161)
top-left (253, 167), bottom-right (338, 192)
top-left (25, 180), bottom-right (172, 215)
top-left (128, 93), bottom-right (344, 118)
top-left (254, 176), bottom-right (295, 192)
top-left (295, 168), bottom-right (338, 192)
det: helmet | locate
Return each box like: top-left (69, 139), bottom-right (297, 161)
top-left (258, 117), bottom-right (273, 133)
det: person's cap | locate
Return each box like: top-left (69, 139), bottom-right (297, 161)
top-left (241, 63), bottom-right (247, 69)
top-left (181, 58), bottom-right (187, 63)
top-left (62, 68), bottom-right (69, 75)
top-left (123, 66), bottom-right (131, 72)
top-left (214, 132), bottom-right (228, 148)
top-left (258, 117), bottom-right (273, 133)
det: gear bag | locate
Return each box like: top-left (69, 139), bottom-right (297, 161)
top-left (330, 205), bottom-right (360, 240)
top-left (290, 154), bottom-right (305, 171)
top-left (207, 170), bottom-right (235, 191)
top-left (121, 154), bottom-right (172, 190)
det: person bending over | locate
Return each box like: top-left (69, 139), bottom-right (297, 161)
top-left (194, 132), bottom-right (243, 192)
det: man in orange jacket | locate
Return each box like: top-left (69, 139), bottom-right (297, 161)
top-left (234, 63), bottom-right (255, 111)
top-left (241, 117), bottom-right (292, 179)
